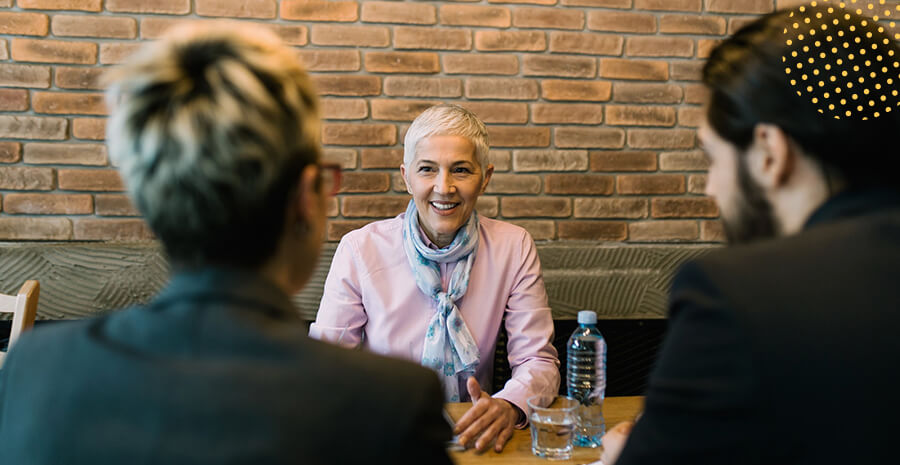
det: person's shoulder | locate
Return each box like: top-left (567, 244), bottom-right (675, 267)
top-left (340, 215), bottom-right (404, 247)
top-left (479, 216), bottom-right (532, 242)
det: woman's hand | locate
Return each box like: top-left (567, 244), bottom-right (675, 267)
top-left (454, 377), bottom-right (520, 453)
top-left (600, 421), bottom-right (635, 465)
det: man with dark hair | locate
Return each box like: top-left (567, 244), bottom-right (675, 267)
top-left (602, 5), bottom-right (900, 464)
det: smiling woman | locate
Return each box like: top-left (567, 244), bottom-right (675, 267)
top-left (311, 104), bottom-right (561, 453)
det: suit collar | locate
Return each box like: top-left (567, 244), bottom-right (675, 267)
top-left (804, 187), bottom-right (900, 229)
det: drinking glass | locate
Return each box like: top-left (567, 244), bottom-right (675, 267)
top-left (527, 395), bottom-right (578, 460)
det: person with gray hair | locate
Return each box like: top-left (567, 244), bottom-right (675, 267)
top-left (312, 104), bottom-right (560, 453)
top-left (0, 22), bottom-right (451, 464)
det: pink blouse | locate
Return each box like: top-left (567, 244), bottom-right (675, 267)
top-left (310, 214), bottom-right (560, 420)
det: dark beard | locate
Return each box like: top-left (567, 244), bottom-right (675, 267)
top-left (721, 157), bottom-right (779, 244)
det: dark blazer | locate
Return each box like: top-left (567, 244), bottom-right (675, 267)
top-left (0, 268), bottom-right (452, 464)
top-left (618, 188), bottom-right (900, 465)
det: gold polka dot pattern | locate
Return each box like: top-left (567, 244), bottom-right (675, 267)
top-left (783, 1), bottom-right (900, 120)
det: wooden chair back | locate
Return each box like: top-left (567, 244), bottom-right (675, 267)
top-left (0, 280), bottom-right (40, 368)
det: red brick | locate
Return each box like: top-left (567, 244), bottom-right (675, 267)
top-left (652, 197), bottom-right (718, 218)
top-left (628, 220), bottom-right (698, 242)
top-left (73, 218), bottom-right (154, 241)
top-left (488, 150), bottom-right (512, 171)
top-left (683, 84), bottom-right (709, 104)
top-left (106, 0), bottom-right (189, 14)
top-left (18, 0), bottom-right (101, 11)
top-left (0, 64), bottom-right (51, 88)
top-left (544, 174), bottom-right (614, 195)
top-left (99, 43), bottom-right (141, 65)
top-left (95, 194), bottom-right (139, 216)
top-left (541, 80), bottom-right (611, 102)
top-left (282, 0), bottom-right (358, 22)
top-left (475, 31), bottom-right (546, 52)
top-left (700, 220), bottom-right (725, 242)
top-left (459, 102), bottom-right (528, 124)
top-left (706, 0), bottom-right (773, 14)
top-left (523, 55), bottom-right (596, 78)
top-left (327, 220), bottom-right (373, 241)
top-left (466, 78), bottom-right (538, 100)
top-left (0, 12), bottom-right (49, 36)
top-left (513, 7), bottom-right (584, 30)
top-left (139, 17), bottom-right (204, 39)
top-left (51, 15), bottom-right (135, 38)
top-left (513, 150), bottom-right (588, 172)
top-left (659, 150), bottom-right (708, 171)
top-left (613, 83), bottom-right (683, 104)
top-left (696, 39), bottom-right (722, 59)
top-left (588, 11), bottom-right (656, 33)
top-left (549, 32), bottom-right (622, 56)
top-left (635, 0), bottom-right (700, 11)
top-left (11, 38), bottom-right (96, 64)
top-left (3, 193), bottom-right (92, 214)
top-left (323, 148), bottom-right (358, 169)
top-left (671, 61), bottom-right (705, 81)
top-left (265, 24), bottom-right (309, 46)
top-left (364, 52), bottom-right (439, 74)
top-left (728, 17), bottom-right (758, 35)
top-left (659, 14), bottom-right (726, 35)
top-left (55, 67), bottom-right (104, 90)
top-left (484, 174), bottom-right (541, 194)
top-left (394, 27), bottom-right (471, 51)
top-left (678, 107), bottom-right (704, 127)
top-left (558, 221), bottom-right (627, 241)
top-left (383, 77), bottom-right (461, 98)
top-left (501, 197), bottom-right (571, 218)
top-left (600, 58), bottom-right (668, 81)
top-left (590, 151), bottom-right (658, 171)
top-left (360, 148), bottom-right (402, 169)
top-left (33, 92), bottom-right (106, 115)
top-left (440, 5), bottom-right (511, 28)
top-left (0, 217), bottom-right (71, 240)
top-left (23, 142), bottom-right (107, 165)
top-left (341, 195), bottom-right (409, 217)
top-left (555, 127), bottom-right (626, 149)
top-left (312, 75), bottom-right (381, 96)
top-left (688, 174), bottom-right (706, 194)
top-left (0, 166), bottom-right (54, 190)
top-left (617, 174), bottom-right (685, 194)
top-left (626, 37), bottom-right (694, 58)
top-left (327, 197), bottom-right (339, 217)
top-left (0, 115), bottom-right (67, 140)
top-left (0, 142), bottom-right (21, 163)
top-left (573, 198), bottom-right (647, 219)
top-left (606, 105), bottom-right (676, 127)
top-left (0, 89), bottom-right (28, 112)
top-left (443, 54), bottom-right (518, 75)
top-left (628, 129), bottom-right (695, 149)
top-left (0, 39), bottom-right (7, 60)
top-left (73, 118), bottom-right (106, 140)
top-left (338, 172), bottom-right (391, 193)
top-left (322, 123), bottom-right (396, 146)
top-left (561, 0), bottom-right (630, 6)
top-left (508, 220), bottom-right (555, 241)
top-left (321, 98), bottom-right (368, 120)
top-left (361, 1), bottom-right (436, 24)
top-left (311, 25), bottom-right (389, 47)
top-left (371, 99), bottom-right (439, 121)
top-left (488, 0), bottom-right (556, 4)
top-left (58, 169), bottom-right (124, 191)
top-left (196, 0), bottom-right (276, 18)
top-left (489, 127), bottom-right (550, 148)
top-left (297, 49), bottom-right (359, 72)
top-left (532, 103), bottom-right (603, 125)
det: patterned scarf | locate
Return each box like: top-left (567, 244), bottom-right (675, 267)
top-left (402, 200), bottom-right (481, 402)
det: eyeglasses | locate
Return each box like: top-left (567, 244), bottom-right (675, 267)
top-left (318, 162), bottom-right (342, 197)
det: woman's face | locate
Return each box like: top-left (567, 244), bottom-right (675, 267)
top-left (400, 135), bottom-right (493, 248)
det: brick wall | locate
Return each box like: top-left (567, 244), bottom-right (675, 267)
top-left (0, 0), bottom-right (809, 243)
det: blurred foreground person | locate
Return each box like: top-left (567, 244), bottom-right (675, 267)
top-left (603, 5), bottom-right (900, 465)
top-left (0, 23), bottom-right (451, 464)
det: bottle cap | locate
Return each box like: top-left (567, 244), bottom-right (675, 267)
top-left (577, 310), bottom-right (597, 325)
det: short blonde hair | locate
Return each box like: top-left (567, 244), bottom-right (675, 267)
top-left (403, 104), bottom-right (489, 172)
top-left (105, 22), bottom-right (320, 267)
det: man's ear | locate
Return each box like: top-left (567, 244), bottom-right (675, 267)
top-left (749, 123), bottom-right (795, 190)
top-left (293, 164), bottom-right (320, 225)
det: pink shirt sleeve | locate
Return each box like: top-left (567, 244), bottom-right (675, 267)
top-left (309, 236), bottom-right (367, 348)
top-left (492, 232), bottom-right (561, 427)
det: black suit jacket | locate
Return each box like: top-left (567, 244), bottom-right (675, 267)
top-left (0, 268), bottom-right (452, 464)
top-left (618, 188), bottom-right (900, 464)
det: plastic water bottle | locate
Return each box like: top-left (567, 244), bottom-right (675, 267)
top-left (566, 310), bottom-right (607, 448)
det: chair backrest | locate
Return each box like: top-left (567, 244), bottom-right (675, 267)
top-left (0, 280), bottom-right (40, 367)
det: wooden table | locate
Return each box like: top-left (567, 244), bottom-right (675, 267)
top-left (446, 396), bottom-right (643, 464)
